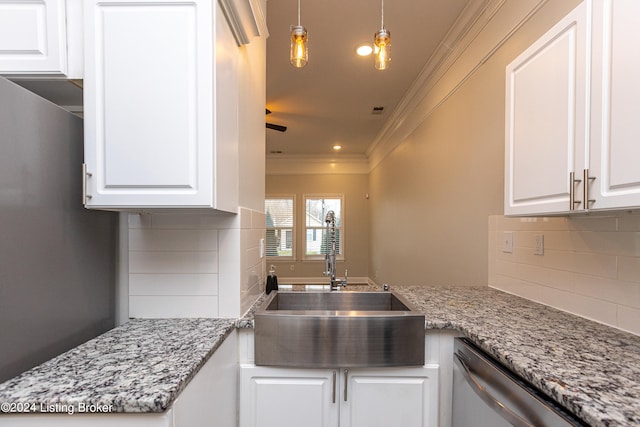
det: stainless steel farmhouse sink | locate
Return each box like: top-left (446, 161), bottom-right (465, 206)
top-left (254, 291), bottom-right (425, 368)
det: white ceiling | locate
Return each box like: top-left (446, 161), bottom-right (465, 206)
top-left (265, 0), bottom-right (471, 158)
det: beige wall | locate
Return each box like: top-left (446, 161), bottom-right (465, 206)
top-left (266, 174), bottom-right (369, 283)
top-left (368, 0), bottom-right (581, 286)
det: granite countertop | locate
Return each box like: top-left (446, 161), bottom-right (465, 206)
top-left (391, 285), bottom-right (640, 427)
top-left (0, 318), bottom-right (236, 413)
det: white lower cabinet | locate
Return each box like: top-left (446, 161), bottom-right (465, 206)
top-left (341, 367), bottom-right (440, 427)
top-left (239, 364), bottom-right (439, 427)
top-left (239, 367), bottom-right (338, 427)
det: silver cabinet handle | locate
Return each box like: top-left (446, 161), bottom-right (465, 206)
top-left (583, 169), bottom-right (596, 209)
top-left (82, 163), bottom-right (93, 204)
top-left (332, 370), bottom-right (337, 404)
top-left (454, 353), bottom-right (535, 427)
top-left (343, 369), bottom-right (348, 402)
top-left (569, 172), bottom-right (582, 210)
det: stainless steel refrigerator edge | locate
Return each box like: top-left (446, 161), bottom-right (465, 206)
top-left (0, 77), bottom-right (117, 383)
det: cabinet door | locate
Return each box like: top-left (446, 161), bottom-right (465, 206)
top-left (84, 0), bottom-right (215, 209)
top-left (504, 2), bottom-right (589, 215)
top-left (0, 0), bottom-right (67, 75)
top-left (588, 0), bottom-right (640, 210)
top-left (239, 366), bottom-right (339, 427)
top-left (340, 366), bottom-right (439, 427)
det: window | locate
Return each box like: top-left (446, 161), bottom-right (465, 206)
top-left (304, 196), bottom-right (343, 259)
top-left (265, 196), bottom-right (295, 258)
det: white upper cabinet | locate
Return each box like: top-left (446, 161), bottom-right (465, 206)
top-left (506, 0), bottom-right (640, 216)
top-left (0, 0), bottom-right (82, 77)
top-left (83, 0), bottom-right (262, 212)
top-left (504, 2), bottom-right (589, 216)
top-left (588, 0), bottom-right (640, 210)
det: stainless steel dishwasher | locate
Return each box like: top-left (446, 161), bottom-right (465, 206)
top-left (452, 338), bottom-right (588, 427)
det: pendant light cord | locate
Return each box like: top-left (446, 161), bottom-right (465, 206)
top-left (381, 0), bottom-right (384, 29)
top-left (297, 0), bottom-right (301, 26)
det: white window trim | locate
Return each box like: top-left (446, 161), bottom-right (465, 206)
top-left (302, 193), bottom-right (345, 262)
top-left (265, 194), bottom-right (296, 261)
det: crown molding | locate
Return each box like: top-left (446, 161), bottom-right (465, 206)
top-left (367, 0), bottom-right (548, 171)
top-left (218, 0), bottom-right (268, 46)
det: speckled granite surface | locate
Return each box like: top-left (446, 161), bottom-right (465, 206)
top-left (391, 285), bottom-right (640, 427)
top-left (0, 318), bottom-right (235, 413)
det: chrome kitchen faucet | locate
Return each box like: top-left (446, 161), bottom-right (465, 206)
top-left (324, 210), bottom-right (347, 290)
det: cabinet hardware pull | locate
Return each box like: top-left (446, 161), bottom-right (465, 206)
top-left (332, 371), bottom-right (337, 404)
top-left (583, 169), bottom-right (596, 208)
top-left (569, 172), bottom-right (582, 210)
top-left (343, 369), bottom-right (348, 402)
top-left (82, 163), bottom-right (93, 203)
top-left (454, 353), bottom-right (535, 427)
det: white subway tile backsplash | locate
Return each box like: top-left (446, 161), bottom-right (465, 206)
top-left (128, 213), bottom-right (152, 229)
top-left (574, 274), bottom-right (640, 307)
top-left (618, 212), bottom-right (640, 232)
top-left (618, 256), bottom-right (640, 284)
top-left (496, 215), bottom-right (569, 231)
top-left (240, 207), bottom-right (252, 229)
top-left (554, 290), bottom-right (618, 326)
top-left (129, 295), bottom-right (218, 318)
top-left (130, 251), bottom-right (218, 274)
top-left (618, 305), bottom-right (640, 335)
top-left (541, 231), bottom-right (574, 251)
top-left (149, 212), bottom-right (238, 229)
top-left (539, 249), bottom-right (576, 272)
top-left (573, 252), bottom-right (617, 279)
top-left (490, 214), bottom-right (640, 336)
top-left (609, 232), bottom-right (640, 257)
top-left (125, 209), bottom-right (275, 319)
top-left (130, 274), bottom-right (218, 296)
top-left (567, 216), bottom-right (619, 232)
top-left (129, 229), bottom-right (218, 251)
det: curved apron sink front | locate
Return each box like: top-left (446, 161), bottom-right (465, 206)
top-left (254, 291), bottom-right (425, 368)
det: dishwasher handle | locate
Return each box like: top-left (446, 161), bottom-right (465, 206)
top-left (454, 352), bottom-right (535, 427)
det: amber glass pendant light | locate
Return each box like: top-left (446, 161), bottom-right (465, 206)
top-left (290, 0), bottom-right (308, 68)
top-left (374, 0), bottom-right (391, 70)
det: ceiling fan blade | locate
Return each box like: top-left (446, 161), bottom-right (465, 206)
top-left (266, 122), bottom-right (287, 132)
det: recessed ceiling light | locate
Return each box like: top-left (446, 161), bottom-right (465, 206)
top-left (333, 144), bottom-right (343, 151)
top-left (355, 44), bottom-right (373, 56)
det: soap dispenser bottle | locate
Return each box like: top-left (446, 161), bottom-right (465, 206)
top-left (266, 265), bottom-right (278, 294)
